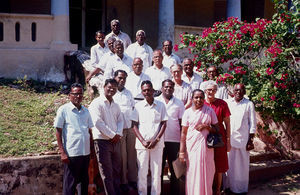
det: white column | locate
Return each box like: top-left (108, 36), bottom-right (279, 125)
top-left (226, 0), bottom-right (241, 20)
top-left (51, 0), bottom-right (77, 50)
top-left (158, 0), bottom-right (174, 48)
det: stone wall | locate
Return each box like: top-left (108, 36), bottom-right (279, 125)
top-left (0, 155), bottom-right (63, 195)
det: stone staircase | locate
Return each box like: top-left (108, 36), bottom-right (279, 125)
top-left (249, 151), bottom-right (300, 184)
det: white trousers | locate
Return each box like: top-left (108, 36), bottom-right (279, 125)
top-left (225, 147), bottom-right (250, 193)
top-left (136, 147), bottom-right (163, 195)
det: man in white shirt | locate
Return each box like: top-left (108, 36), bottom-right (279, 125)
top-left (170, 64), bottom-right (193, 109)
top-left (104, 40), bottom-right (133, 79)
top-left (54, 83), bottom-right (94, 195)
top-left (89, 79), bottom-right (124, 195)
top-left (131, 80), bottom-right (167, 195)
top-left (113, 70), bottom-right (138, 192)
top-left (105, 19), bottom-right (132, 49)
top-left (182, 58), bottom-right (203, 91)
top-left (162, 40), bottom-right (181, 69)
top-left (126, 30), bottom-right (153, 72)
top-left (87, 37), bottom-right (116, 96)
top-left (225, 83), bottom-right (256, 194)
top-left (145, 50), bottom-right (171, 92)
top-left (157, 79), bottom-right (185, 195)
top-left (125, 57), bottom-right (151, 101)
top-left (90, 31), bottom-right (109, 68)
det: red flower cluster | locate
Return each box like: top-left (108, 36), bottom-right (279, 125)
top-left (174, 44), bottom-right (179, 52)
top-left (274, 82), bottom-right (287, 89)
top-left (266, 68), bottom-right (275, 75)
top-left (216, 73), bottom-right (234, 84)
top-left (240, 19), bottom-right (270, 37)
top-left (270, 95), bottom-right (276, 101)
top-left (293, 103), bottom-right (300, 108)
top-left (234, 66), bottom-right (246, 75)
top-left (265, 41), bottom-right (283, 58)
top-left (201, 28), bottom-right (212, 38)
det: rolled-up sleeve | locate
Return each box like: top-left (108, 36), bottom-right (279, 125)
top-left (54, 107), bottom-right (65, 128)
top-left (89, 102), bottom-right (116, 139)
top-left (248, 102), bottom-right (257, 134)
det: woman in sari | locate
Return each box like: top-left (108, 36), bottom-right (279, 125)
top-left (202, 80), bottom-right (231, 195)
top-left (179, 89), bottom-right (219, 195)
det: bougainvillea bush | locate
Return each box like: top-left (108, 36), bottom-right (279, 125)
top-left (177, 0), bottom-right (299, 121)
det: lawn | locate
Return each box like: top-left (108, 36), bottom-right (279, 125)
top-left (0, 78), bottom-right (91, 157)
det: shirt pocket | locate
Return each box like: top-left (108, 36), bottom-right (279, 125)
top-left (153, 110), bottom-right (162, 123)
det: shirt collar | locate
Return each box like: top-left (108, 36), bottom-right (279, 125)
top-left (142, 99), bottom-right (157, 107)
top-left (67, 102), bottom-right (82, 111)
top-left (99, 94), bottom-right (114, 104)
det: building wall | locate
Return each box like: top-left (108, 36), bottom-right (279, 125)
top-left (175, 0), bottom-right (215, 27)
top-left (0, 13), bottom-right (76, 81)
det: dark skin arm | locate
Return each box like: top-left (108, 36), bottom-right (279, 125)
top-left (110, 134), bottom-right (121, 144)
top-left (89, 128), bottom-right (96, 159)
top-left (132, 121), bottom-right (150, 148)
top-left (56, 128), bottom-right (69, 164)
top-left (195, 123), bottom-right (220, 133)
top-left (147, 120), bottom-right (167, 149)
top-left (179, 126), bottom-right (188, 163)
top-left (246, 133), bottom-right (255, 151)
top-left (86, 67), bottom-right (104, 83)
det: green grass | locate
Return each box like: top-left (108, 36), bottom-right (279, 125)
top-left (0, 79), bottom-right (80, 157)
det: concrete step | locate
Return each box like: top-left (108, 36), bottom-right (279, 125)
top-left (250, 151), bottom-right (281, 163)
top-left (249, 159), bottom-right (300, 183)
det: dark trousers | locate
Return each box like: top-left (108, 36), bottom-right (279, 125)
top-left (161, 142), bottom-right (180, 195)
top-left (94, 139), bottom-right (121, 195)
top-left (63, 154), bottom-right (90, 195)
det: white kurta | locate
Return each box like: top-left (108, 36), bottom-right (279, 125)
top-left (125, 42), bottom-right (153, 72)
top-left (224, 97), bottom-right (257, 193)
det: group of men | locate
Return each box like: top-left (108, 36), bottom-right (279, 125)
top-left (54, 19), bottom-right (257, 195)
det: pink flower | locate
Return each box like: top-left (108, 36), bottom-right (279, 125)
top-left (229, 51), bottom-right (232, 55)
top-left (261, 97), bottom-right (264, 101)
top-left (174, 44), bottom-right (179, 52)
top-left (293, 103), bottom-right (300, 108)
top-left (270, 95), bottom-right (276, 101)
top-left (270, 61), bottom-right (276, 67)
top-left (266, 68), bottom-right (274, 75)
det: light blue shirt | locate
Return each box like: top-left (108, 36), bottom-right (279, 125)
top-left (54, 102), bottom-right (94, 157)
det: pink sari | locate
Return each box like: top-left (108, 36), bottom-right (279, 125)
top-left (182, 105), bottom-right (218, 195)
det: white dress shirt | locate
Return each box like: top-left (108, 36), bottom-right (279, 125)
top-left (113, 88), bottom-right (135, 129)
top-left (125, 42), bottom-right (153, 72)
top-left (89, 95), bottom-right (124, 140)
top-left (105, 31), bottom-right (132, 49)
top-left (54, 102), bottom-right (94, 157)
top-left (174, 81), bottom-right (192, 105)
top-left (156, 95), bottom-right (185, 143)
top-left (145, 66), bottom-right (171, 90)
top-left (104, 54), bottom-right (133, 79)
top-left (182, 72), bottom-right (203, 91)
top-left (131, 99), bottom-right (168, 149)
top-left (226, 97), bottom-right (257, 148)
top-left (96, 50), bottom-right (114, 70)
top-left (90, 43), bottom-right (109, 66)
top-left (125, 72), bottom-right (151, 98)
top-left (162, 52), bottom-right (181, 69)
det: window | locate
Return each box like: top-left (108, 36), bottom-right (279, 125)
top-left (15, 22), bottom-right (20, 42)
top-left (31, 22), bottom-right (36, 41)
top-left (0, 22), bottom-right (3, 41)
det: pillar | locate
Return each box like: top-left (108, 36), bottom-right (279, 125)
top-left (158, 0), bottom-right (174, 48)
top-left (226, 0), bottom-right (241, 20)
top-left (51, 0), bottom-right (77, 50)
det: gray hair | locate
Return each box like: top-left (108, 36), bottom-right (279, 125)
top-left (200, 80), bottom-right (218, 91)
top-left (170, 64), bottom-right (183, 71)
top-left (136, 30), bottom-right (146, 37)
top-left (111, 19), bottom-right (120, 25)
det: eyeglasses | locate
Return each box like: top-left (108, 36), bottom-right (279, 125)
top-left (70, 93), bottom-right (83, 96)
top-left (206, 89), bottom-right (217, 92)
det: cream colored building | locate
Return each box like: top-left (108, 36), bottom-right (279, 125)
top-left (0, 0), bottom-right (275, 81)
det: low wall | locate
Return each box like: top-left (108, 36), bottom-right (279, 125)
top-left (0, 155), bottom-right (63, 195)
